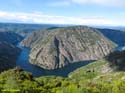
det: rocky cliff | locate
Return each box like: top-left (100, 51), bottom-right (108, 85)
top-left (20, 29), bottom-right (49, 47)
top-left (22, 26), bottom-right (115, 70)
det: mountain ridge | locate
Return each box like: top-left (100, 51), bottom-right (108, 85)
top-left (21, 26), bottom-right (115, 70)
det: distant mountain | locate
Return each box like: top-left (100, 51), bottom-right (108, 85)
top-left (0, 23), bottom-right (65, 37)
top-left (98, 29), bottom-right (125, 46)
top-left (93, 26), bottom-right (125, 31)
top-left (21, 26), bottom-right (115, 70)
top-left (0, 30), bottom-right (23, 45)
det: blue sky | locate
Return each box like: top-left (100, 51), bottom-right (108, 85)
top-left (0, 0), bottom-right (125, 26)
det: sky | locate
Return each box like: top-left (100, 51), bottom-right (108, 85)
top-left (0, 0), bottom-right (125, 26)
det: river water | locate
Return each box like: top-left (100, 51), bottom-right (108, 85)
top-left (16, 43), bottom-right (125, 77)
top-left (16, 46), bottom-right (92, 77)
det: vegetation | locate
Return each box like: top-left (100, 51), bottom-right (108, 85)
top-left (0, 58), bottom-right (125, 93)
top-left (106, 50), bottom-right (125, 70)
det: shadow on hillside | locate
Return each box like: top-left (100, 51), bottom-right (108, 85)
top-left (98, 29), bottom-right (125, 46)
top-left (106, 50), bottom-right (125, 71)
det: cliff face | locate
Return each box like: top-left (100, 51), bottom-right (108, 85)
top-left (20, 30), bottom-right (49, 47)
top-left (22, 26), bottom-right (115, 70)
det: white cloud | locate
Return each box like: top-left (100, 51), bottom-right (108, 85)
top-left (48, 1), bottom-right (70, 7)
top-left (72, 0), bottom-right (125, 7)
top-left (0, 11), bottom-right (124, 26)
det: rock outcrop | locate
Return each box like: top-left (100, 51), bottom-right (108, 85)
top-left (22, 26), bottom-right (116, 70)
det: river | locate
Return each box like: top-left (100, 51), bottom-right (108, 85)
top-left (16, 46), bottom-right (92, 77)
top-left (16, 43), bottom-right (125, 77)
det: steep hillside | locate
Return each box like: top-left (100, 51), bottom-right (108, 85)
top-left (0, 30), bottom-right (23, 45)
top-left (20, 27), bottom-right (60, 47)
top-left (24, 26), bottom-right (115, 70)
top-left (98, 29), bottom-right (125, 46)
top-left (20, 29), bottom-right (49, 47)
top-left (106, 50), bottom-right (125, 70)
top-left (0, 41), bottom-right (20, 72)
top-left (0, 29), bottom-right (22, 72)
